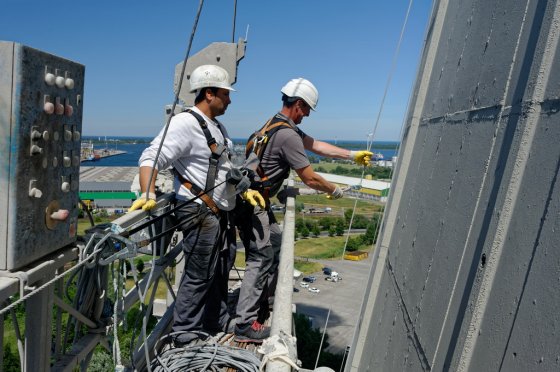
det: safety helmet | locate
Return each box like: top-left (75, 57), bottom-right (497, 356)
top-left (189, 64), bottom-right (235, 93)
top-left (280, 78), bottom-right (319, 110)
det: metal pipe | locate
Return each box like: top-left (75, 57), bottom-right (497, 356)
top-left (268, 180), bottom-right (296, 372)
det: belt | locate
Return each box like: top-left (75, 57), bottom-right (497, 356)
top-left (176, 175), bottom-right (220, 215)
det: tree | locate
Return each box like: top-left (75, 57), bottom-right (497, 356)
top-left (135, 259), bottom-right (145, 274)
top-left (293, 313), bottom-right (344, 370)
top-left (344, 209), bottom-right (353, 223)
top-left (301, 226), bottom-right (310, 238)
top-left (320, 216), bottom-right (336, 230)
top-left (311, 223), bottom-right (321, 238)
top-left (334, 166), bottom-right (349, 175)
top-left (345, 236), bottom-right (362, 252)
top-left (364, 219), bottom-right (379, 245)
top-left (328, 226), bottom-right (336, 237)
top-left (335, 218), bottom-right (345, 236)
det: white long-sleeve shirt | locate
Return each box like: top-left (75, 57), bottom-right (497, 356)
top-left (139, 107), bottom-right (236, 211)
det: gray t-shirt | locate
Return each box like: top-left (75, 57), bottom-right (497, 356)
top-left (259, 113), bottom-right (311, 196)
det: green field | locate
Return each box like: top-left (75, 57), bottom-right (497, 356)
top-left (311, 162), bottom-right (363, 172)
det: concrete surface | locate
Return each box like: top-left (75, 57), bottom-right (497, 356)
top-left (292, 255), bottom-right (373, 354)
top-left (349, 1), bottom-right (560, 371)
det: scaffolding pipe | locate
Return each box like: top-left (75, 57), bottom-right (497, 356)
top-left (268, 180), bottom-right (297, 372)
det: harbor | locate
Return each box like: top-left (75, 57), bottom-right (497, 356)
top-left (80, 140), bottom-right (127, 162)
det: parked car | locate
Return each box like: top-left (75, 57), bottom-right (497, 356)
top-left (308, 287), bottom-right (320, 293)
top-left (302, 276), bottom-right (316, 283)
top-left (325, 271), bottom-right (341, 282)
top-left (293, 287), bottom-right (300, 292)
top-left (300, 282), bottom-right (309, 288)
top-left (322, 267), bottom-right (332, 276)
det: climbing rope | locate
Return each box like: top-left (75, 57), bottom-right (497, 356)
top-left (341, 0), bottom-right (415, 258)
top-left (145, 0), bottom-right (205, 203)
top-left (151, 332), bottom-right (261, 372)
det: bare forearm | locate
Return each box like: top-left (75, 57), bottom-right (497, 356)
top-left (303, 137), bottom-right (351, 159)
top-left (296, 166), bottom-right (336, 194)
top-left (139, 166), bottom-right (159, 194)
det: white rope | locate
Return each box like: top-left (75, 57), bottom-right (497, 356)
top-left (367, 0), bottom-right (414, 151)
top-left (341, 0), bottom-right (415, 256)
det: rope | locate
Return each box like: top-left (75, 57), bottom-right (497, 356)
top-left (232, 0), bottom-right (238, 43)
top-left (341, 0), bottom-right (415, 257)
top-left (366, 0), bottom-right (414, 152)
top-left (145, 0), bottom-right (205, 203)
top-left (151, 332), bottom-right (261, 372)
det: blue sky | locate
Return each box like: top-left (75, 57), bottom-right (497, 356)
top-left (3, 0), bottom-right (432, 141)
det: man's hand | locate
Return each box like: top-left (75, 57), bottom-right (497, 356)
top-left (350, 150), bottom-right (374, 166)
top-left (241, 190), bottom-right (266, 208)
top-left (326, 186), bottom-right (343, 200)
top-left (129, 192), bottom-right (157, 212)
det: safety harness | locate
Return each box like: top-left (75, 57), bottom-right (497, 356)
top-left (245, 116), bottom-right (293, 203)
top-left (175, 109), bottom-right (226, 214)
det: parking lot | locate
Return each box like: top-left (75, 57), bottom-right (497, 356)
top-left (292, 255), bottom-right (373, 353)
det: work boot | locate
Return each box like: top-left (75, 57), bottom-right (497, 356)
top-left (234, 320), bottom-right (270, 343)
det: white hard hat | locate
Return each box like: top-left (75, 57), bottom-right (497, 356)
top-left (281, 78), bottom-right (319, 110)
top-left (189, 64), bottom-right (235, 93)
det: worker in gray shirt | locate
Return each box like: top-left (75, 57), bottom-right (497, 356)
top-left (233, 78), bottom-right (373, 342)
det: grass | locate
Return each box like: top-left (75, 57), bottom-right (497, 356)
top-left (77, 215), bottom-right (117, 235)
top-left (295, 235), bottom-right (372, 259)
top-left (234, 251), bottom-right (246, 269)
top-left (294, 260), bottom-right (323, 274)
top-left (311, 162), bottom-right (363, 172)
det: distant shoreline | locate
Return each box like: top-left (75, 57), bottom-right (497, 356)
top-left (81, 136), bottom-right (400, 148)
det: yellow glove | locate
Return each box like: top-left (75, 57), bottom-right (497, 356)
top-left (129, 192), bottom-right (157, 212)
top-left (350, 150), bottom-right (374, 166)
top-left (242, 190), bottom-right (266, 209)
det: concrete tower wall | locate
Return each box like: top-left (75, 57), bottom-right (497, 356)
top-left (349, 0), bottom-right (560, 371)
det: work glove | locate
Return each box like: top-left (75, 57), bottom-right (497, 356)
top-left (349, 150), bottom-right (374, 167)
top-left (241, 190), bottom-right (266, 209)
top-left (226, 168), bottom-right (251, 194)
top-left (129, 192), bottom-right (157, 212)
top-left (326, 186), bottom-right (344, 200)
top-left (276, 188), bottom-right (300, 204)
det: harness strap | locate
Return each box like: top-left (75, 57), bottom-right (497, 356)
top-left (246, 118), bottom-right (293, 205)
top-left (176, 109), bottom-right (227, 215)
top-left (176, 174), bottom-right (220, 214)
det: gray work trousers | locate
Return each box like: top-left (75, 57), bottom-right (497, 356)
top-left (171, 202), bottom-right (231, 342)
top-left (235, 204), bottom-right (282, 327)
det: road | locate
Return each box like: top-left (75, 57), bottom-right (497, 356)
top-left (292, 254), bottom-right (373, 354)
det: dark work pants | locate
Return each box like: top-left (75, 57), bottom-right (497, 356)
top-left (171, 203), bottom-right (230, 342)
top-left (235, 204), bottom-right (282, 327)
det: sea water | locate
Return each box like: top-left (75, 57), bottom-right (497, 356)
top-left (81, 137), bottom-right (399, 167)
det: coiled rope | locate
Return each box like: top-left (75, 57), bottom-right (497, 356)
top-left (151, 332), bottom-right (261, 372)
